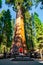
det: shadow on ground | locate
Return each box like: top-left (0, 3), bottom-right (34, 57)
top-left (0, 59), bottom-right (43, 65)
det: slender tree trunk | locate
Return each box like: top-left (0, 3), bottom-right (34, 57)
top-left (39, 49), bottom-right (42, 60)
top-left (11, 5), bottom-right (27, 54)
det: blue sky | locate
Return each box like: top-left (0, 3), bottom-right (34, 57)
top-left (0, 0), bottom-right (43, 22)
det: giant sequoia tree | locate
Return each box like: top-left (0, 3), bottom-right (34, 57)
top-left (5, 0), bottom-right (34, 53)
top-left (5, 0), bottom-right (43, 54)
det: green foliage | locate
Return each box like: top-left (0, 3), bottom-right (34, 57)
top-left (0, 0), bottom-right (2, 8)
top-left (5, 0), bottom-right (33, 11)
top-left (24, 11), bottom-right (34, 50)
top-left (0, 12), bottom-right (4, 45)
top-left (5, 0), bottom-right (43, 11)
top-left (24, 11), bottom-right (43, 50)
top-left (11, 19), bottom-right (15, 39)
top-left (33, 12), bottom-right (43, 49)
top-left (35, 0), bottom-right (43, 9)
top-left (0, 9), bottom-right (13, 47)
top-left (38, 43), bottom-right (43, 49)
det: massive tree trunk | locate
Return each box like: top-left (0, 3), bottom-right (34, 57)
top-left (11, 5), bottom-right (27, 54)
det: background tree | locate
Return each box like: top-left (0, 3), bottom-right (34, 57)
top-left (24, 11), bottom-right (34, 50)
top-left (0, 12), bottom-right (3, 45)
top-left (0, 0), bottom-right (2, 8)
top-left (11, 19), bottom-right (15, 39)
top-left (3, 9), bottom-right (12, 47)
top-left (33, 12), bottom-right (43, 49)
top-left (35, 0), bottom-right (43, 9)
top-left (0, 9), bottom-right (13, 53)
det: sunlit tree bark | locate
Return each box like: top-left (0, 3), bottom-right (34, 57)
top-left (11, 4), bottom-right (27, 54)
